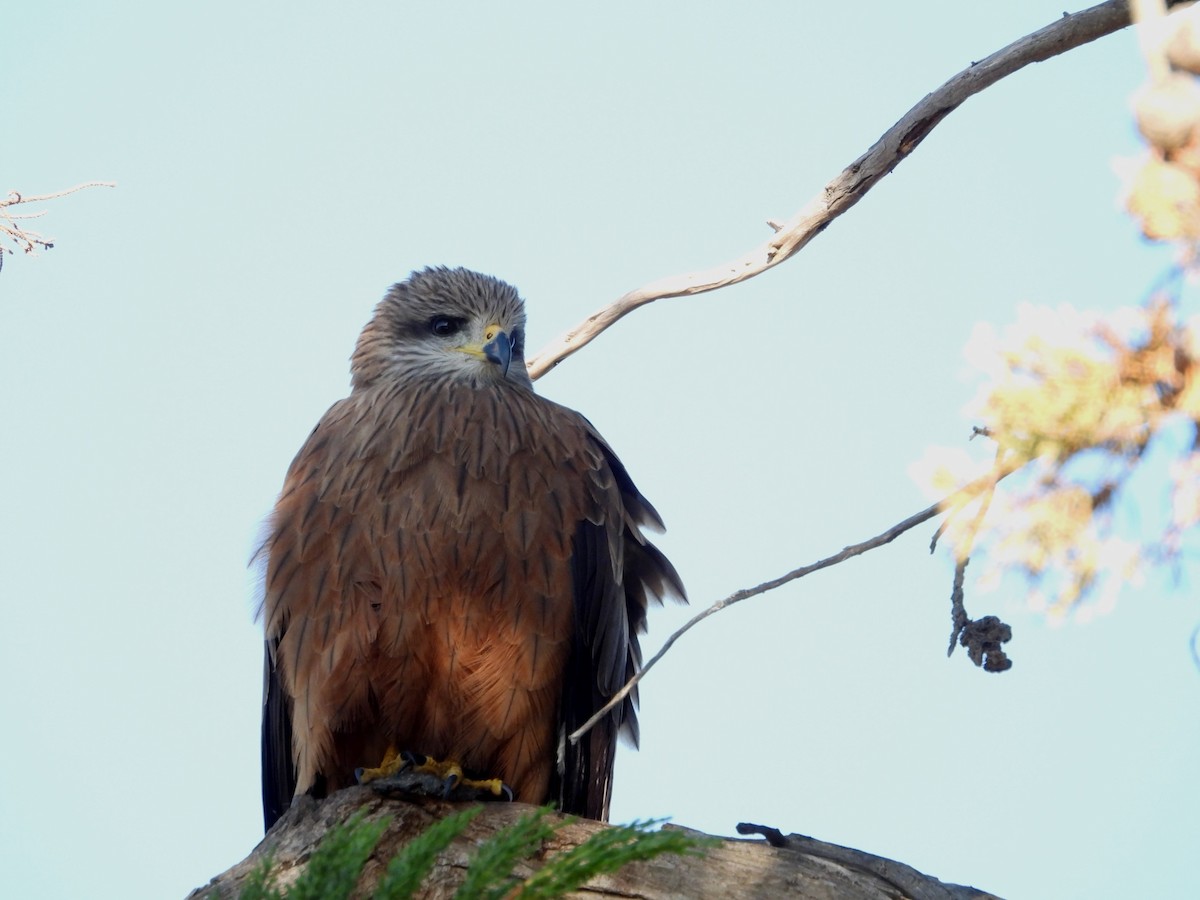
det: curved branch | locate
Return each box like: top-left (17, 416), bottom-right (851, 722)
top-left (2, 182), bottom-right (116, 208)
top-left (528, 0), bottom-right (1143, 379)
top-left (569, 462), bottom-right (1022, 745)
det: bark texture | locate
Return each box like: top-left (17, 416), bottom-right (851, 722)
top-left (188, 778), bottom-right (1002, 900)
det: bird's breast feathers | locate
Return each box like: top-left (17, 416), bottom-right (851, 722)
top-left (263, 378), bottom-right (614, 637)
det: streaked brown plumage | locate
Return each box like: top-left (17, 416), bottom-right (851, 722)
top-left (257, 267), bottom-right (684, 830)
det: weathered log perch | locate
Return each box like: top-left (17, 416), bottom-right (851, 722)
top-left (189, 776), bottom-right (1002, 899)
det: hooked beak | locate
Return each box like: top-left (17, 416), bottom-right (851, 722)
top-left (482, 326), bottom-right (513, 376)
top-left (459, 324), bottom-right (513, 376)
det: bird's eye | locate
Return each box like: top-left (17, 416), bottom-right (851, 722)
top-left (429, 316), bottom-right (463, 337)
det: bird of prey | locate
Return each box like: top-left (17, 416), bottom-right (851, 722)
top-left (256, 267), bottom-right (684, 831)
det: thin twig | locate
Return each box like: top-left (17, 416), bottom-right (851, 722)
top-left (568, 462), bottom-right (1022, 744)
top-left (930, 438), bottom-right (1005, 554)
top-left (1, 182), bottom-right (116, 256)
top-left (2, 182), bottom-right (116, 208)
top-left (946, 447), bottom-right (1005, 655)
top-left (528, 1), bottom-right (1145, 379)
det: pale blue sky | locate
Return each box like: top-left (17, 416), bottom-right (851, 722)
top-left (3, 3), bottom-right (1197, 898)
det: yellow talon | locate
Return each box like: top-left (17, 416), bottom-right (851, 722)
top-left (355, 745), bottom-right (409, 784)
top-left (356, 748), bottom-right (510, 800)
top-left (409, 755), bottom-right (507, 797)
top-left (466, 777), bottom-right (509, 798)
top-left (410, 755), bottom-right (461, 783)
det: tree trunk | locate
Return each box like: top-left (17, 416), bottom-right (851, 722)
top-left (187, 780), bottom-right (1002, 899)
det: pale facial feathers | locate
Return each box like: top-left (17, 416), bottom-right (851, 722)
top-left (351, 266), bottom-right (533, 391)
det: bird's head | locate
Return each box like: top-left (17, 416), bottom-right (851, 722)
top-left (350, 267), bottom-right (533, 391)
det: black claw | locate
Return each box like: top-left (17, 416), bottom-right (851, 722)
top-left (354, 767), bottom-right (366, 784)
top-left (500, 783), bottom-right (514, 802)
top-left (442, 773), bottom-right (460, 798)
top-left (400, 751), bottom-right (424, 769)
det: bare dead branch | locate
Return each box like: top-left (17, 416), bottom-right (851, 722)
top-left (2, 182), bottom-right (116, 207)
top-left (1, 182), bottom-right (116, 257)
top-left (527, 1), bottom-right (1145, 380)
top-left (4, 210), bottom-right (49, 221)
top-left (569, 462), bottom-right (1022, 745)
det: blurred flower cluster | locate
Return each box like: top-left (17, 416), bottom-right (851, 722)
top-left (911, 4), bottom-right (1200, 623)
top-left (1125, 3), bottom-right (1200, 241)
top-left (913, 296), bottom-right (1200, 620)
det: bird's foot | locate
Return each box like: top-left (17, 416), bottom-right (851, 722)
top-left (404, 752), bottom-right (512, 801)
top-left (354, 745), bottom-right (411, 784)
top-left (356, 747), bottom-right (512, 801)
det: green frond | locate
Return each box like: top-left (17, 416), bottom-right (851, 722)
top-left (284, 810), bottom-right (389, 900)
top-left (236, 806), bottom-right (704, 900)
top-left (373, 806), bottom-right (482, 899)
top-left (453, 808), bottom-right (561, 900)
top-left (230, 855), bottom-right (282, 900)
top-left (514, 819), bottom-right (713, 899)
